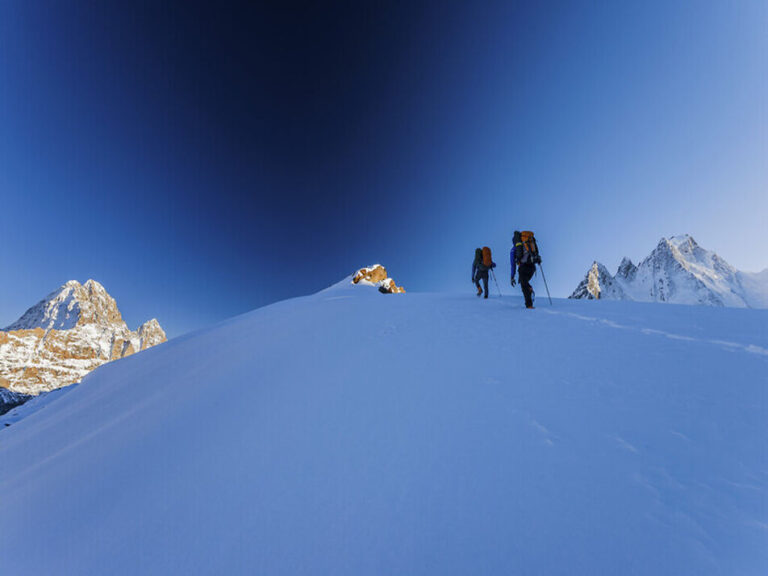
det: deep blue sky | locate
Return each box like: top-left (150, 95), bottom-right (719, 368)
top-left (1, 1), bottom-right (766, 337)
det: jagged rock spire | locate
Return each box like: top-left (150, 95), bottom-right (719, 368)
top-left (570, 262), bottom-right (626, 300)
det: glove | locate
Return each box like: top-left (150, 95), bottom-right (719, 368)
top-left (491, 263), bottom-right (497, 269)
top-left (511, 277), bottom-right (516, 287)
top-left (535, 255), bottom-right (542, 264)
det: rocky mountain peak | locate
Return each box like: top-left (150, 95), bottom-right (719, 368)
top-left (616, 257), bottom-right (637, 280)
top-left (570, 262), bottom-right (626, 300)
top-left (137, 319), bottom-right (167, 351)
top-left (78, 279), bottom-right (125, 326)
top-left (667, 234), bottom-right (698, 250)
top-left (4, 279), bottom-right (125, 331)
top-left (571, 235), bottom-right (767, 308)
top-left (0, 280), bottom-right (166, 395)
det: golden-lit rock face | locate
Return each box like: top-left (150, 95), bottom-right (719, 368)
top-left (0, 280), bottom-right (166, 395)
top-left (352, 265), bottom-right (405, 294)
top-left (353, 265), bottom-right (389, 285)
top-left (383, 281), bottom-right (406, 294)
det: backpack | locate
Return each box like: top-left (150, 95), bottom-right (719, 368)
top-left (514, 231), bottom-right (540, 264)
top-left (482, 246), bottom-right (493, 268)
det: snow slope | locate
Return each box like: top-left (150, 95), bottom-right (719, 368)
top-left (0, 386), bottom-right (75, 427)
top-left (739, 268), bottom-right (768, 309)
top-left (1, 284), bottom-right (767, 575)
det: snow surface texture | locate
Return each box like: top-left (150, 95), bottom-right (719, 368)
top-left (1, 284), bottom-right (767, 575)
top-left (570, 235), bottom-right (768, 307)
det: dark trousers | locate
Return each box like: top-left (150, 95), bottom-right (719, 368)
top-left (518, 262), bottom-right (536, 307)
top-left (475, 271), bottom-right (489, 298)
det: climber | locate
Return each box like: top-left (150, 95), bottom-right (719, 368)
top-left (472, 247), bottom-right (496, 299)
top-left (511, 231), bottom-right (541, 309)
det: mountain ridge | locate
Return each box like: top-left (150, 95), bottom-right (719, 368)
top-left (570, 235), bottom-right (768, 307)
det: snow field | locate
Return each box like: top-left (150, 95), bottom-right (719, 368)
top-left (1, 286), bottom-right (766, 575)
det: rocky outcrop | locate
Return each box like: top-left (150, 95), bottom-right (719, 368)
top-left (352, 265), bottom-right (406, 294)
top-left (353, 265), bottom-right (388, 285)
top-left (137, 318), bottom-right (166, 351)
top-left (377, 278), bottom-right (406, 294)
top-left (0, 280), bottom-right (167, 395)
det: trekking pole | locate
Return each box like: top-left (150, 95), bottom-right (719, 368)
top-left (537, 263), bottom-right (553, 306)
top-left (491, 269), bottom-right (502, 297)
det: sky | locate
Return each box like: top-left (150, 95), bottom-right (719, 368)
top-left (1, 0), bottom-right (766, 337)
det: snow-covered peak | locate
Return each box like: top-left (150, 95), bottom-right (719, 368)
top-left (4, 279), bottom-right (124, 331)
top-left (1, 280), bottom-right (167, 394)
top-left (570, 262), bottom-right (626, 300)
top-left (666, 234), bottom-right (698, 250)
top-left (616, 257), bottom-right (637, 280)
top-left (5, 280), bottom-right (84, 331)
top-left (84, 278), bottom-right (108, 297)
top-left (137, 319), bottom-right (167, 350)
top-left (140, 318), bottom-right (162, 331)
top-left (571, 235), bottom-right (768, 308)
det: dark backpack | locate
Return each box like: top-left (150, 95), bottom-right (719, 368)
top-left (474, 247), bottom-right (489, 272)
top-left (514, 230), bottom-right (541, 264)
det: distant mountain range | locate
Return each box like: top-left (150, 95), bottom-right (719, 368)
top-left (0, 279), bottom-right (166, 397)
top-left (570, 235), bottom-right (768, 308)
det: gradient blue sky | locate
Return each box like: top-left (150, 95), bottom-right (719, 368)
top-left (1, 1), bottom-right (766, 337)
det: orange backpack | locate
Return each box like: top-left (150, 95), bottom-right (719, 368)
top-left (482, 246), bottom-right (493, 267)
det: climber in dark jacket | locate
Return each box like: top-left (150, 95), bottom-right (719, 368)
top-left (511, 231), bottom-right (539, 308)
top-left (472, 247), bottom-right (496, 299)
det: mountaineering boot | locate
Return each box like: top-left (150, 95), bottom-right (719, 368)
top-left (477, 285), bottom-right (483, 297)
top-left (526, 304), bottom-right (535, 309)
